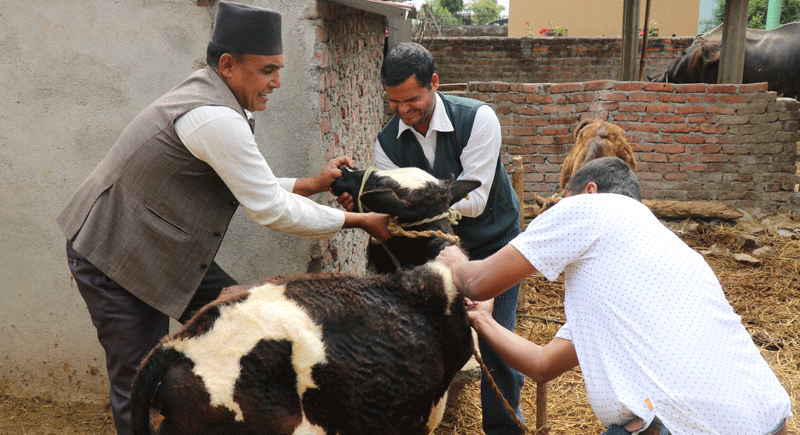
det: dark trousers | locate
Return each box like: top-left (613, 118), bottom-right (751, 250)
top-left (66, 241), bottom-right (237, 435)
top-left (470, 230), bottom-right (526, 435)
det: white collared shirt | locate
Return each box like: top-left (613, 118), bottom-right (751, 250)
top-left (374, 93), bottom-right (501, 218)
top-left (174, 105), bottom-right (344, 239)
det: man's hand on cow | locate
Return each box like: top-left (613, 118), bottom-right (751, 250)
top-left (363, 212), bottom-right (393, 241)
top-left (436, 245), bottom-right (469, 268)
top-left (312, 156), bottom-right (354, 193)
top-left (343, 211), bottom-right (392, 241)
top-left (465, 297), bottom-right (494, 326)
top-left (335, 191), bottom-right (356, 212)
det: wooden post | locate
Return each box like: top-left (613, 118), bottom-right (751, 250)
top-left (512, 156), bottom-right (548, 430)
top-left (512, 156), bottom-right (547, 430)
top-left (637, 0), bottom-right (652, 81)
top-left (511, 157), bottom-right (526, 310)
top-left (512, 157), bottom-right (525, 230)
top-left (536, 381), bottom-right (548, 431)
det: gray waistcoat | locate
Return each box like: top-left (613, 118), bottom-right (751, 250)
top-left (57, 67), bottom-right (247, 318)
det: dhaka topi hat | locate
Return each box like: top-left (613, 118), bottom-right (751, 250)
top-left (211, 1), bottom-right (282, 56)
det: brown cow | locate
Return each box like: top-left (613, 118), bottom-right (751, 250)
top-left (561, 118), bottom-right (637, 189)
top-left (535, 118), bottom-right (637, 211)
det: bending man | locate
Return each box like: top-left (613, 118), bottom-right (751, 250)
top-left (438, 157), bottom-right (792, 435)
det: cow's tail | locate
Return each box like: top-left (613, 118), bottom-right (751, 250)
top-left (130, 346), bottom-right (174, 435)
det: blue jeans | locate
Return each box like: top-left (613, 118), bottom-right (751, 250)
top-left (601, 420), bottom-right (671, 435)
top-left (602, 418), bottom-right (788, 435)
top-left (602, 425), bottom-right (633, 435)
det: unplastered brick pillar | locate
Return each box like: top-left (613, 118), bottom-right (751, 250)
top-left (310, 4), bottom-right (385, 274)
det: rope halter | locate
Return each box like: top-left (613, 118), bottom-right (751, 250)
top-left (387, 209), bottom-right (462, 244)
top-left (355, 166), bottom-right (462, 244)
top-left (356, 166), bottom-right (377, 214)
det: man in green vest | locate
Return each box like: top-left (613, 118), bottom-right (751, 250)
top-left (376, 42), bottom-right (525, 435)
top-left (56, 3), bottom-right (390, 434)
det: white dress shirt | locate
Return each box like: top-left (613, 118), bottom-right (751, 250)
top-left (374, 93), bottom-right (501, 218)
top-left (175, 105), bottom-right (344, 239)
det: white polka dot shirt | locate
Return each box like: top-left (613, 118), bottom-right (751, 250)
top-left (511, 193), bottom-right (792, 434)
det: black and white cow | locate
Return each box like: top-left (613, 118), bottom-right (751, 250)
top-left (130, 168), bottom-right (479, 435)
top-left (330, 166), bottom-right (480, 273)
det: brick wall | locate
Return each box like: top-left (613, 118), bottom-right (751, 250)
top-left (458, 81), bottom-right (800, 213)
top-left (416, 24), bottom-right (509, 37)
top-left (426, 36), bottom-right (692, 85)
top-left (310, 3), bottom-right (386, 274)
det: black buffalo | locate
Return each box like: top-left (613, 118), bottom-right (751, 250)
top-left (650, 22), bottom-right (800, 99)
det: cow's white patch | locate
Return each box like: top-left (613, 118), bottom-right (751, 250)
top-left (291, 416), bottom-right (327, 435)
top-left (425, 261), bottom-right (461, 315)
top-left (167, 283), bottom-right (326, 421)
top-left (376, 167), bottom-right (438, 190)
top-left (426, 392), bottom-right (448, 434)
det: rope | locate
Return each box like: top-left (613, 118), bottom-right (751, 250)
top-left (351, 168), bottom-right (532, 432)
top-left (473, 342), bottom-right (548, 434)
top-left (398, 209), bottom-right (462, 227)
top-left (356, 166), bottom-right (377, 213)
top-left (387, 218), bottom-right (461, 244)
top-left (353, 166), bottom-right (462, 263)
top-left (352, 167), bottom-right (534, 432)
top-left (377, 239), bottom-right (403, 270)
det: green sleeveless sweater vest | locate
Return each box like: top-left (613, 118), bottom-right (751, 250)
top-left (377, 92), bottom-right (519, 254)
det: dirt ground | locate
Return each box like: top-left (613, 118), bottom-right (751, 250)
top-left (1, 214), bottom-right (798, 435)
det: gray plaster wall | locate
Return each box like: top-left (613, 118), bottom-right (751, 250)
top-left (0, 0), bottom-right (336, 402)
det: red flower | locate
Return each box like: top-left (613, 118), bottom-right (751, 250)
top-left (539, 28), bottom-right (547, 35)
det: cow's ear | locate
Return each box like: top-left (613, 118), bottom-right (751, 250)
top-left (574, 118), bottom-right (595, 141)
top-left (448, 180), bottom-right (481, 206)
top-left (359, 188), bottom-right (411, 217)
top-left (701, 41), bottom-right (721, 63)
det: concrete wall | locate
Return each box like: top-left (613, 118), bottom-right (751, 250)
top-left (507, 0), bottom-right (701, 38)
top-left (0, 0), bottom-right (384, 403)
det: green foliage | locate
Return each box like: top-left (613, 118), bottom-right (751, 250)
top-left (439, 0), bottom-right (464, 15)
top-left (709, 0), bottom-right (800, 29)
top-left (427, 0), bottom-right (463, 25)
top-left (468, 0), bottom-right (504, 25)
